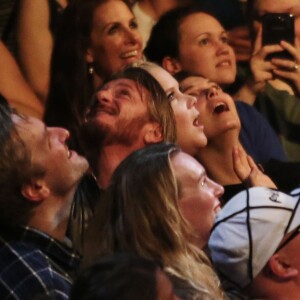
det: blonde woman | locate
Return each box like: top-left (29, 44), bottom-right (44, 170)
top-left (83, 143), bottom-right (224, 300)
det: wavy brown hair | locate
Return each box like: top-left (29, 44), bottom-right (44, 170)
top-left (83, 143), bottom-right (224, 299)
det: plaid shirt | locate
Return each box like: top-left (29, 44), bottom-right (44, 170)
top-left (0, 224), bottom-right (80, 300)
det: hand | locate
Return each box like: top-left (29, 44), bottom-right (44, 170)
top-left (232, 146), bottom-right (277, 188)
top-left (228, 26), bottom-right (252, 62)
top-left (250, 26), bottom-right (281, 85)
top-left (270, 40), bottom-right (300, 95)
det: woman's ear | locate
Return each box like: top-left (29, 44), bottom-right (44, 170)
top-left (85, 48), bottom-right (95, 64)
top-left (162, 56), bottom-right (182, 75)
top-left (21, 179), bottom-right (50, 202)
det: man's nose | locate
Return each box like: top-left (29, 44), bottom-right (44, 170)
top-left (97, 88), bottom-right (112, 104)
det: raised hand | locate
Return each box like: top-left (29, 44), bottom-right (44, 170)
top-left (271, 40), bottom-right (300, 95)
top-left (232, 145), bottom-right (277, 188)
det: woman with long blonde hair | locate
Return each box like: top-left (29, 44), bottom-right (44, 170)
top-left (83, 143), bottom-right (224, 300)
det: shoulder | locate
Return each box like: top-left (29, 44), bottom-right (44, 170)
top-left (236, 100), bottom-right (275, 130)
top-left (235, 100), bottom-right (261, 117)
top-left (0, 240), bottom-right (71, 299)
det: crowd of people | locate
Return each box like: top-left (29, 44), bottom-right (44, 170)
top-left (0, 0), bottom-right (300, 299)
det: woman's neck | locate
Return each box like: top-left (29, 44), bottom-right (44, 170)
top-left (196, 133), bottom-right (244, 186)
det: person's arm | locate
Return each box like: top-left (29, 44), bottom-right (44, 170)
top-left (17, 0), bottom-right (52, 103)
top-left (0, 41), bottom-right (44, 119)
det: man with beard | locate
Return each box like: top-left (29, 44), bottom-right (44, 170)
top-left (82, 67), bottom-right (177, 189)
top-left (0, 98), bottom-right (89, 299)
top-left (68, 67), bottom-right (176, 252)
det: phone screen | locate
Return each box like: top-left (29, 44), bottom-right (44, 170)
top-left (262, 13), bottom-right (295, 60)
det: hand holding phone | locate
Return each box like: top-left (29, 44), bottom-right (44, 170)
top-left (262, 13), bottom-right (295, 60)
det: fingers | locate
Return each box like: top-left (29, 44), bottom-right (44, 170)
top-left (280, 40), bottom-right (298, 57)
top-left (246, 155), bottom-right (257, 170)
top-left (246, 156), bottom-right (277, 188)
top-left (269, 42), bottom-right (300, 93)
top-left (250, 43), bottom-right (283, 82)
top-left (255, 44), bottom-right (285, 60)
top-left (253, 25), bottom-right (262, 54)
top-left (232, 146), bottom-right (251, 181)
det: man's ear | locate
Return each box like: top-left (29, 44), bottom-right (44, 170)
top-left (162, 56), bottom-right (182, 75)
top-left (267, 253), bottom-right (299, 279)
top-left (144, 123), bottom-right (163, 144)
top-left (21, 179), bottom-right (50, 202)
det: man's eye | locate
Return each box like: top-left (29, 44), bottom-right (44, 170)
top-left (116, 89), bottom-right (131, 98)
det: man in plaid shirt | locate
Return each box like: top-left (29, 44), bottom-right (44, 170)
top-left (0, 98), bottom-right (89, 299)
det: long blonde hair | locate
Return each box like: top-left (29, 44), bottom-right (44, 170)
top-left (83, 143), bottom-right (224, 299)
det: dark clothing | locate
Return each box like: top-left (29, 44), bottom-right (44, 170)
top-left (237, 101), bottom-right (286, 163)
top-left (222, 160), bottom-right (300, 204)
top-left (0, 224), bottom-right (80, 299)
top-left (67, 174), bottom-right (102, 254)
top-left (194, 0), bottom-right (246, 29)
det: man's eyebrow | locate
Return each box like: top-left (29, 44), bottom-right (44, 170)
top-left (115, 81), bottom-right (134, 90)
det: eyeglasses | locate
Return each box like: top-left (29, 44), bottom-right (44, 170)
top-left (276, 226), bottom-right (300, 252)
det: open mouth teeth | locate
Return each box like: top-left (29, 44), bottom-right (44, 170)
top-left (217, 60), bottom-right (230, 67)
top-left (121, 50), bottom-right (138, 58)
top-left (213, 103), bottom-right (229, 114)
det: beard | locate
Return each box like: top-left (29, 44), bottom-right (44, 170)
top-left (81, 113), bottom-right (149, 150)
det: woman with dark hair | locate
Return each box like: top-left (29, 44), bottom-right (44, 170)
top-left (83, 143), bottom-right (225, 300)
top-left (44, 0), bottom-right (143, 152)
top-left (137, 62), bottom-right (282, 202)
top-left (144, 5), bottom-right (286, 163)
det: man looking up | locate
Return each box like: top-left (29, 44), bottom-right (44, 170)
top-left (82, 67), bottom-right (176, 189)
top-left (67, 67), bottom-right (176, 252)
top-left (0, 98), bottom-right (89, 299)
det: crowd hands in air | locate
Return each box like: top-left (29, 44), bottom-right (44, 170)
top-left (0, 0), bottom-right (299, 299)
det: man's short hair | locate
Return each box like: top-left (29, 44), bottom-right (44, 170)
top-left (0, 98), bottom-right (45, 225)
top-left (70, 253), bottom-right (160, 300)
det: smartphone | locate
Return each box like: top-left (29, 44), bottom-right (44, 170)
top-left (262, 13), bottom-right (295, 60)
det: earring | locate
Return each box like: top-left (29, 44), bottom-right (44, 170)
top-left (88, 66), bottom-right (94, 75)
